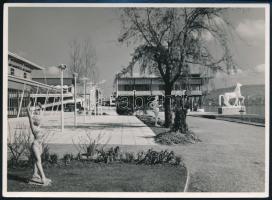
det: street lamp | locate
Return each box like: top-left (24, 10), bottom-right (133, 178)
top-left (73, 73), bottom-right (78, 127)
top-left (90, 80), bottom-right (106, 115)
top-left (58, 64), bottom-right (67, 133)
top-left (82, 77), bottom-right (89, 122)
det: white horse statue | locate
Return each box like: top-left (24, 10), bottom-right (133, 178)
top-left (219, 83), bottom-right (245, 107)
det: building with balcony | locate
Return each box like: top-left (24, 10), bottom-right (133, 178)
top-left (7, 52), bottom-right (79, 117)
top-left (8, 52), bottom-right (47, 117)
top-left (114, 64), bottom-right (211, 112)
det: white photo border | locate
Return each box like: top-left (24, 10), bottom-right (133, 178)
top-left (2, 3), bottom-right (270, 198)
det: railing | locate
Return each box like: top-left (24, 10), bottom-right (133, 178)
top-left (189, 90), bottom-right (202, 96)
top-left (8, 88), bottom-right (30, 118)
top-left (30, 92), bottom-right (73, 98)
top-left (117, 90), bottom-right (202, 96)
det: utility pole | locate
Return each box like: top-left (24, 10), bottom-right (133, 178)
top-left (58, 64), bottom-right (67, 133)
top-left (82, 77), bottom-right (88, 122)
top-left (73, 73), bottom-right (78, 127)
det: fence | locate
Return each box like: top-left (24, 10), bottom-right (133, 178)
top-left (8, 88), bottom-right (30, 118)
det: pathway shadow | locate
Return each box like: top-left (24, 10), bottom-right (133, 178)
top-left (8, 173), bottom-right (29, 183)
top-left (43, 123), bottom-right (146, 130)
top-left (137, 135), bottom-right (155, 139)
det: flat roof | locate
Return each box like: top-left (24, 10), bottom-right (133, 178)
top-left (8, 51), bottom-right (44, 71)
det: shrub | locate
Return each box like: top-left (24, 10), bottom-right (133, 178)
top-left (122, 152), bottom-right (135, 163)
top-left (7, 123), bottom-right (31, 167)
top-left (136, 149), bottom-right (183, 166)
top-left (92, 147), bottom-right (183, 166)
top-left (96, 146), bottom-right (122, 163)
top-left (72, 130), bottom-right (109, 160)
top-left (155, 130), bottom-right (201, 145)
top-left (63, 153), bottom-right (74, 165)
top-left (49, 153), bottom-right (58, 164)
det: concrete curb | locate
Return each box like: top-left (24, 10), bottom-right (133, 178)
top-left (215, 117), bottom-right (265, 127)
top-left (183, 166), bottom-right (190, 192)
top-left (189, 115), bottom-right (265, 127)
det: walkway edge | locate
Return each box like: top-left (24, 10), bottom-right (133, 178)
top-left (183, 166), bottom-right (190, 192)
top-left (189, 115), bottom-right (265, 127)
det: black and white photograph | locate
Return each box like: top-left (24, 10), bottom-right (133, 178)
top-left (2, 3), bottom-right (269, 198)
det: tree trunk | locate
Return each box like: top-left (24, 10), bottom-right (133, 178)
top-left (172, 96), bottom-right (189, 133)
top-left (164, 86), bottom-right (172, 128)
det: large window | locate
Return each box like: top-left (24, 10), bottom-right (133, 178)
top-left (134, 84), bottom-right (150, 91)
top-left (120, 84), bottom-right (150, 91)
top-left (124, 85), bottom-right (133, 91)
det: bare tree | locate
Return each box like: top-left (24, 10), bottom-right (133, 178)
top-left (82, 39), bottom-right (98, 83)
top-left (69, 39), bottom-right (83, 77)
top-left (68, 38), bottom-right (98, 82)
top-left (119, 8), bottom-right (236, 128)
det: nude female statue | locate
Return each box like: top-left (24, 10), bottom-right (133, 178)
top-left (26, 102), bottom-right (52, 186)
top-left (150, 96), bottom-right (161, 127)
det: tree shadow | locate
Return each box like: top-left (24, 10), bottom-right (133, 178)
top-left (8, 173), bottom-right (29, 183)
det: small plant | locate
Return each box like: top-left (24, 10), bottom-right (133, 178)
top-left (136, 149), bottom-right (183, 166)
top-left (7, 123), bottom-right (31, 167)
top-left (72, 130), bottom-right (109, 160)
top-left (49, 153), bottom-right (58, 164)
top-left (63, 153), bottom-right (74, 165)
top-left (96, 146), bottom-right (121, 163)
top-left (122, 152), bottom-right (135, 163)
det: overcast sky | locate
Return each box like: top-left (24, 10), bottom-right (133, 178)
top-left (8, 6), bottom-right (266, 96)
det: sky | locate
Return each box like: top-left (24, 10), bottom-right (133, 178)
top-left (8, 6), bottom-right (267, 96)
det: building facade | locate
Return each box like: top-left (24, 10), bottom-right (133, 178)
top-left (8, 52), bottom-right (46, 117)
top-left (7, 52), bottom-right (77, 117)
top-left (115, 71), bottom-right (210, 113)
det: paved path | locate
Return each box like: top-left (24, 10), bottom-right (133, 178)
top-left (8, 110), bottom-right (156, 146)
top-left (168, 116), bottom-right (266, 192)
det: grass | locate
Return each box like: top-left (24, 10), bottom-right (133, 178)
top-left (8, 161), bottom-right (187, 192)
top-left (137, 115), bottom-right (201, 145)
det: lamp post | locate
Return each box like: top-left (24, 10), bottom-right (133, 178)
top-left (73, 73), bottom-right (78, 127)
top-left (89, 80), bottom-right (106, 116)
top-left (58, 64), bottom-right (67, 133)
top-left (82, 77), bottom-right (89, 122)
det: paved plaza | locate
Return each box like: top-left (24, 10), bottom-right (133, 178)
top-left (8, 107), bottom-right (266, 192)
top-left (8, 107), bottom-right (157, 146)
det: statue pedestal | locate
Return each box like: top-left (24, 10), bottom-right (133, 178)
top-left (218, 106), bottom-right (246, 115)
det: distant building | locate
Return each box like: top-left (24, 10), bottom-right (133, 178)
top-left (8, 52), bottom-right (46, 117)
top-left (114, 64), bottom-right (211, 112)
top-left (7, 52), bottom-right (79, 117)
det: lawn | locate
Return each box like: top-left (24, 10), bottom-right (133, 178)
top-left (8, 162), bottom-right (187, 192)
